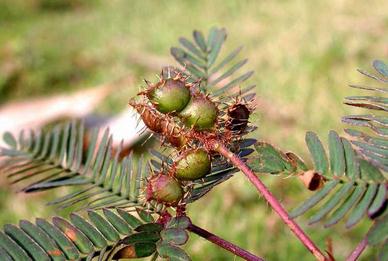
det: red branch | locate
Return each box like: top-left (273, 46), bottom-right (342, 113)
top-left (346, 237), bottom-right (368, 261)
top-left (211, 140), bottom-right (327, 261)
top-left (188, 223), bottom-right (264, 261)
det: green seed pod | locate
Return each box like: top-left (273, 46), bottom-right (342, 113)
top-left (147, 78), bottom-right (191, 113)
top-left (174, 148), bottom-right (211, 181)
top-left (146, 174), bottom-right (183, 205)
top-left (178, 95), bottom-right (218, 130)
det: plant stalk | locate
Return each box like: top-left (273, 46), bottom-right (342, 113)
top-left (188, 223), bottom-right (264, 261)
top-left (346, 237), bottom-right (368, 261)
top-left (211, 140), bottom-right (327, 261)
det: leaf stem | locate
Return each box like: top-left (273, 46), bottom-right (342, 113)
top-left (346, 237), bottom-right (368, 261)
top-left (211, 140), bottom-right (327, 261)
top-left (188, 223), bottom-right (264, 261)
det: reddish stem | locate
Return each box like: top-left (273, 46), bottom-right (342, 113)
top-left (188, 223), bottom-right (264, 261)
top-left (346, 237), bottom-right (368, 261)
top-left (211, 140), bottom-right (327, 261)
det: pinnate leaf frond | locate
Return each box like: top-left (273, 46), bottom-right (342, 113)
top-left (0, 121), bottom-right (148, 210)
top-left (248, 60), bottom-right (387, 231)
top-left (171, 27), bottom-right (255, 101)
top-left (0, 208), bottom-right (160, 260)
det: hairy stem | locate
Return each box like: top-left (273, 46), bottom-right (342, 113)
top-left (211, 140), bottom-right (327, 261)
top-left (346, 237), bottom-right (368, 261)
top-left (188, 223), bottom-right (264, 261)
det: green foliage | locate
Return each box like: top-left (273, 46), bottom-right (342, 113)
top-left (0, 208), bottom-right (154, 260)
top-left (248, 59), bottom-right (387, 258)
top-left (171, 27), bottom-right (255, 100)
top-left (247, 142), bottom-right (295, 174)
top-left (343, 59), bottom-right (388, 172)
top-left (289, 131), bottom-right (386, 226)
top-left (0, 121), bottom-right (147, 210)
top-left (0, 23), bottom-right (386, 260)
top-left (0, 207), bottom-right (193, 260)
top-left (252, 129), bottom-right (387, 228)
top-left (0, 27), bottom-right (256, 260)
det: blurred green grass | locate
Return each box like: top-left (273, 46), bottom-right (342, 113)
top-left (1, 0), bottom-right (387, 260)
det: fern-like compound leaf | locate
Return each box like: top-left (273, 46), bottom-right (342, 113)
top-left (290, 60), bottom-right (388, 229)
top-left (0, 121), bottom-right (148, 210)
top-left (249, 130), bottom-right (386, 227)
top-left (249, 61), bottom-right (387, 233)
top-left (171, 27), bottom-right (254, 101)
top-left (289, 131), bottom-right (386, 227)
top-left (343, 59), bottom-right (388, 172)
top-left (0, 208), bottom-right (163, 260)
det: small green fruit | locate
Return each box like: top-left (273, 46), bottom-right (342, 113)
top-left (174, 149), bottom-right (211, 181)
top-left (148, 79), bottom-right (191, 113)
top-left (146, 174), bottom-right (183, 205)
top-left (178, 95), bottom-right (217, 130)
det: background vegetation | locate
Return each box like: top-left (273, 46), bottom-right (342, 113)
top-left (0, 0), bottom-right (387, 260)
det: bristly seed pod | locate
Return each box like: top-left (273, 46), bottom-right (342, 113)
top-left (145, 71), bottom-right (191, 113)
top-left (130, 101), bottom-right (187, 147)
top-left (146, 174), bottom-right (184, 205)
top-left (225, 103), bottom-right (251, 133)
top-left (178, 94), bottom-right (218, 131)
top-left (174, 148), bottom-right (211, 181)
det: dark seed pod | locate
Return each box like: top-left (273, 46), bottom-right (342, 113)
top-left (298, 170), bottom-right (324, 191)
top-left (225, 103), bottom-right (250, 132)
top-left (146, 174), bottom-right (184, 205)
top-left (174, 148), bottom-right (211, 181)
top-left (178, 94), bottom-right (218, 130)
top-left (146, 78), bottom-right (191, 113)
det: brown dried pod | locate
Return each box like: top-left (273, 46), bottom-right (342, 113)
top-left (298, 170), bottom-right (324, 191)
top-left (129, 101), bottom-right (187, 147)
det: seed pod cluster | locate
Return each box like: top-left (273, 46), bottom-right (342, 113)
top-left (130, 68), bottom-right (254, 208)
top-left (144, 147), bottom-right (212, 206)
top-left (142, 68), bottom-right (219, 131)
